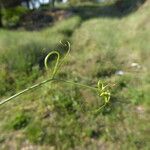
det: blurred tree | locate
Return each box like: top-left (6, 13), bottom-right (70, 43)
top-left (0, 0), bottom-right (21, 27)
top-left (52, 0), bottom-right (55, 8)
top-left (24, 0), bottom-right (30, 8)
top-left (0, 0), bottom-right (35, 9)
top-left (47, 0), bottom-right (56, 8)
top-left (0, 0), bottom-right (22, 8)
top-left (115, 0), bottom-right (146, 12)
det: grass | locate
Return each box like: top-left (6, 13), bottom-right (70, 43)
top-left (0, 1), bottom-right (150, 149)
top-left (0, 16), bottom-right (81, 96)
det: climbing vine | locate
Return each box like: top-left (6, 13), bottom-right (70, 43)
top-left (0, 41), bottom-right (112, 113)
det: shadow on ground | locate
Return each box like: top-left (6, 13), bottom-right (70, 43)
top-left (70, 0), bottom-right (146, 20)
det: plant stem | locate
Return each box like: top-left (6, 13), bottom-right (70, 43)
top-left (0, 78), bottom-right (54, 106)
top-left (0, 78), bottom-right (98, 106)
top-left (54, 78), bottom-right (98, 91)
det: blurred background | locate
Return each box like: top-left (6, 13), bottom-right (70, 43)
top-left (0, 0), bottom-right (150, 149)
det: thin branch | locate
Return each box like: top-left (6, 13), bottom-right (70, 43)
top-left (0, 78), bottom-right (54, 106)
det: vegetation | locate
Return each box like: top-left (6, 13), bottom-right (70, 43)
top-left (115, 0), bottom-right (146, 12)
top-left (0, 0), bottom-right (150, 149)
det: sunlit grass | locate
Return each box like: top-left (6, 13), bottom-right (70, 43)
top-left (0, 1), bottom-right (150, 149)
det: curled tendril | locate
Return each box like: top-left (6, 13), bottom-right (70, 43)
top-left (44, 51), bottom-right (60, 78)
top-left (44, 41), bottom-right (71, 78)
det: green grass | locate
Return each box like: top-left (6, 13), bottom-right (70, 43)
top-left (0, 16), bottom-right (81, 96)
top-left (0, 1), bottom-right (150, 150)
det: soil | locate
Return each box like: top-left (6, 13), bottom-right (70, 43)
top-left (19, 9), bottom-right (73, 31)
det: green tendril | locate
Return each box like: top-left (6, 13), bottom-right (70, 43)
top-left (44, 50), bottom-right (60, 78)
top-left (44, 41), bottom-right (71, 78)
top-left (0, 41), bottom-right (111, 113)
